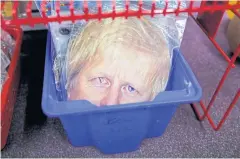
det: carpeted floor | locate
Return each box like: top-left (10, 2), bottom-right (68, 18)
top-left (1, 16), bottom-right (240, 158)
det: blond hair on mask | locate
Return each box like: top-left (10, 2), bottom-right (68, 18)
top-left (66, 17), bottom-right (170, 98)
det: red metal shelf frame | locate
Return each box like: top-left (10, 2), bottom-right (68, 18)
top-left (1, 0), bottom-right (240, 131)
top-left (192, 1), bottom-right (240, 131)
top-left (1, 26), bottom-right (23, 150)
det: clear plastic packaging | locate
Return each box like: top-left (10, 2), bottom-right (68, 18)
top-left (36, 1), bottom-right (188, 106)
top-left (1, 28), bottom-right (15, 91)
top-left (1, 29), bottom-right (16, 58)
top-left (1, 49), bottom-right (10, 91)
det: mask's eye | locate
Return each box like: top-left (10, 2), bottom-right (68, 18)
top-left (98, 77), bottom-right (108, 84)
top-left (127, 85), bottom-right (136, 92)
top-left (122, 85), bottom-right (138, 95)
top-left (90, 77), bottom-right (110, 87)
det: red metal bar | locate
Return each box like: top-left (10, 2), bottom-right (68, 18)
top-left (190, 14), bottom-right (235, 67)
top-left (189, 1), bottom-right (194, 9)
top-left (1, 1), bottom-right (240, 27)
top-left (175, 0), bottom-right (181, 16)
top-left (151, 0), bottom-right (156, 18)
top-left (163, 0), bottom-right (168, 16)
top-left (125, 0), bottom-right (129, 19)
top-left (69, 0), bottom-right (75, 23)
top-left (83, 0), bottom-right (89, 21)
top-left (55, 1), bottom-right (61, 24)
top-left (1, 26), bottom-right (23, 149)
top-left (210, 1), bottom-right (219, 14)
top-left (196, 1), bottom-right (228, 38)
top-left (138, 0), bottom-right (143, 18)
top-left (26, 1), bottom-right (34, 27)
top-left (97, 0), bottom-right (102, 21)
top-left (40, 1), bottom-right (47, 18)
top-left (1, 2), bottom-right (6, 29)
top-left (12, 1), bottom-right (18, 20)
top-left (202, 45), bottom-right (240, 117)
top-left (112, 0), bottom-right (116, 20)
top-left (214, 90), bottom-right (239, 130)
top-left (192, 45), bottom-right (240, 130)
top-left (231, 9), bottom-right (240, 18)
top-left (190, 3), bottom-right (240, 130)
top-left (193, 89), bottom-right (240, 131)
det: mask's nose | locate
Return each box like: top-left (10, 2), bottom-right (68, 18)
top-left (100, 88), bottom-right (120, 106)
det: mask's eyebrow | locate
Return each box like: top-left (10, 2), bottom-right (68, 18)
top-left (87, 71), bottom-right (112, 80)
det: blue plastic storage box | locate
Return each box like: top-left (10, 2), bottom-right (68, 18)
top-left (42, 32), bottom-right (202, 154)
